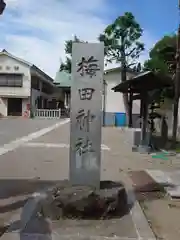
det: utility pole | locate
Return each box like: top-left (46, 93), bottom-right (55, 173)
top-left (0, 0), bottom-right (6, 15)
top-left (172, 0), bottom-right (180, 146)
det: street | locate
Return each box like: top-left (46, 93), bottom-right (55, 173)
top-left (0, 118), bottom-right (61, 146)
top-left (0, 119), bottom-right (155, 239)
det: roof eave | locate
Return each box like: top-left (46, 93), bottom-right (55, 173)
top-left (105, 66), bottom-right (138, 75)
top-left (0, 50), bottom-right (32, 67)
top-left (0, 50), bottom-right (54, 83)
top-left (31, 65), bottom-right (54, 82)
top-left (112, 71), bottom-right (173, 93)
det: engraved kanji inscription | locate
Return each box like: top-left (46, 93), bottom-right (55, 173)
top-left (77, 56), bottom-right (100, 78)
top-left (78, 88), bottom-right (95, 100)
top-left (76, 109), bottom-right (95, 132)
top-left (75, 137), bottom-right (94, 156)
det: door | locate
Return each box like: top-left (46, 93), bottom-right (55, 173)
top-left (7, 98), bottom-right (22, 116)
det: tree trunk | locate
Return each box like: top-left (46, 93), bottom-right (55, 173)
top-left (121, 68), bottom-right (129, 125)
top-left (172, 96), bottom-right (179, 147)
top-left (128, 92), bottom-right (133, 127)
top-left (172, 26), bottom-right (180, 147)
top-left (120, 44), bottom-right (131, 127)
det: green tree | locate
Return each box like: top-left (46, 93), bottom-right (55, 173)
top-left (60, 35), bottom-right (87, 73)
top-left (98, 12), bottom-right (144, 127)
top-left (143, 34), bottom-right (178, 146)
top-left (143, 35), bottom-right (176, 104)
top-left (143, 34), bottom-right (176, 76)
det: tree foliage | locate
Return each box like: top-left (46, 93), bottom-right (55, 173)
top-left (60, 12), bottom-right (145, 78)
top-left (133, 62), bottom-right (142, 72)
top-left (98, 12), bottom-right (144, 127)
top-left (144, 35), bottom-right (176, 76)
top-left (143, 34), bottom-right (177, 145)
top-left (0, 0), bottom-right (6, 15)
top-left (60, 36), bottom-right (86, 73)
top-left (98, 12), bottom-right (144, 77)
top-left (143, 34), bottom-right (176, 102)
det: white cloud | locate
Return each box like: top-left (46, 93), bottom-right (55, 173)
top-left (1, 0), bottom-right (156, 78)
top-left (1, 0), bottom-right (107, 77)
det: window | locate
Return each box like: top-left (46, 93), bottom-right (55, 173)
top-left (14, 66), bottom-right (19, 71)
top-left (6, 66), bottom-right (10, 70)
top-left (0, 74), bottom-right (23, 87)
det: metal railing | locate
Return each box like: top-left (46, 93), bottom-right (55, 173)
top-left (35, 109), bottom-right (61, 119)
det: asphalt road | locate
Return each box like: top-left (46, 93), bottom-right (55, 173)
top-left (0, 118), bottom-right (60, 146)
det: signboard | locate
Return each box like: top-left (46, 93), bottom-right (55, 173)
top-left (70, 42), bottom-right (104, 188)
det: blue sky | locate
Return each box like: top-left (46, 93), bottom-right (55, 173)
top-left (0, 0), bottom-right (178, 77)
top-left (105, 0), bottom-right (178, 36)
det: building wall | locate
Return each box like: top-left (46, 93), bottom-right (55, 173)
top-left (0, 97), bottom-right (7, 116)
top-left (0, 53), bottom-right (61, 117)
top-left (31, 88), bottom-right (55, 110)
top-left (104, 71), bottom-right (125, 113)
top-left (104, 70), bottom-right (140, 126)
top-left (0, 55), bottom-right (31, 97)
top-left (22, 98), bottom-right (30, 117)
top-left (31, 89), bottom-right (40, 109)
top-left (0, 97), bottom-right (30, 117)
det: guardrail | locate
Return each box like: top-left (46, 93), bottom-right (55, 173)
top-left (35, 109), bottom-right (61, 119)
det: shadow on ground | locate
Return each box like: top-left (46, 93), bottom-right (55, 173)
top-left (0, 179), bottom-right (135, 218)
top-left (0, 199), bottom-right (27, 214)
top-left (0, 179), bottom-right (64, 216)
top-left (0, 179), bottom-right (62, 200)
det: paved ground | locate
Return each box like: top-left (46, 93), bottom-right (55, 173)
top-left (0, 119), bottom-right (180, 239)
top-left (0, 118), bottom-right (60, 145)
top-left (3, 119), bottom-right (180, 239)
top-left (1, 118), bottom-right (180, 239)
top-left (0, 119), bottom-right (155, 239)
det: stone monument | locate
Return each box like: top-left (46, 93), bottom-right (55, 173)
top-left (69, 42), bottom-right (104, 188)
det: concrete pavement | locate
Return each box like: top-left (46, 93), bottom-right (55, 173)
top-left (0, 119), bottom-right (155, 239)
top-left (0, 118), bottom-right (61, 146)
top-left (0, 119), bottom-right (70, 237)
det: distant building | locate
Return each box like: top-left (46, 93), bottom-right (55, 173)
top-left (0, 49), bottom-right (60, 117)
top-left (54, 67), bottom-right (140, 126)
top-left (54, 71), bottom-right (71, 110)
top-left (104, 67), bottom-right (140, 126)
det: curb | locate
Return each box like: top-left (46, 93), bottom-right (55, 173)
top-left (127, 182), bottom-right (156, 240)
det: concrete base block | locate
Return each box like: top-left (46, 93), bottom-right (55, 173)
top-left (137, 145), bottom-right (151, 154)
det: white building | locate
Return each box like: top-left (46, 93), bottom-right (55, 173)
top-left (0, 49), bottom-right (60, 117)
top-left (104, 67), bottom-right (140, 126)
top-left (54, 67), bottom-right (141, 126)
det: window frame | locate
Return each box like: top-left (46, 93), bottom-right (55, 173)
top-left (0, 73), bottom-right (23, 87)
